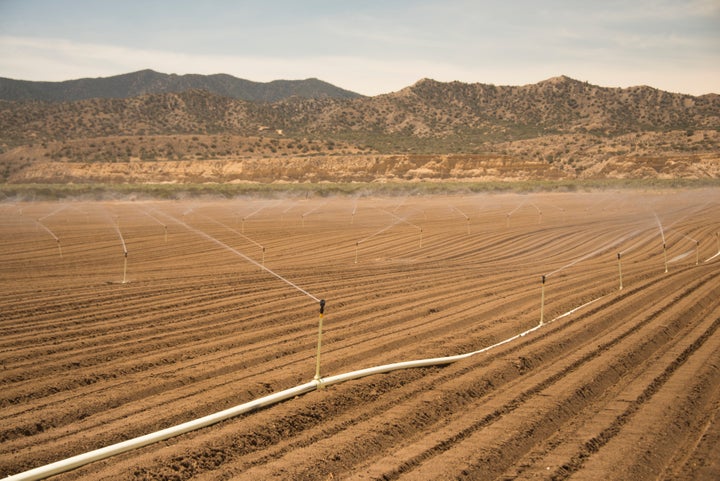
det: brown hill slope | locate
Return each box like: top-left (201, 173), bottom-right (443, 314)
top-left (1, 76), bottom-right (718, 184)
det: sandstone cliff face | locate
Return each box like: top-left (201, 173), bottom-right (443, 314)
top-left (7, 155), bottom-right (557, 184)
top-left (8, 151), bottom-right (718, 185)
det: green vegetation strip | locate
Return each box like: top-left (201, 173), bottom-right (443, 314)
top-left (2, 179), bottom-right (719, 201)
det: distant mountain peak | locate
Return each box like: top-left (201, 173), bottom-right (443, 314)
top-left (0, 70), bottom-right (364, 103)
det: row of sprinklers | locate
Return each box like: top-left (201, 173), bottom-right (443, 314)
top-left (14, 199), bottom-right (719, 384)
top-left (21, 205), bottom-right (171, 284)
top-left (539, 215), bottom-right (720, 326)
top-left (350, 197), bottom-right (568, 264)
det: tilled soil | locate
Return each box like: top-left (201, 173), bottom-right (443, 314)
top-left (1, 190), bottom-right (719, 480)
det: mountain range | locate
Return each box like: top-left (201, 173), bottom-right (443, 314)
top-left (0, 71), bottom-right (718, 186)
top-left (0, 69), bottom-right (363, 103)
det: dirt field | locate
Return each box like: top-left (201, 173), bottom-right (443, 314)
top-left (1, 190), bottom-right (719, 480)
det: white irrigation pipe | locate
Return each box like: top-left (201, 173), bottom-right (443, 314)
top-left (3, 289), bottom-right (604, 481)
top-left (705, 250), bottom-right (720, 262)
top-left (668, 250), bottom-right (695, 264)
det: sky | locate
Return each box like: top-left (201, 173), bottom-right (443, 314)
top-left (0, 0), bottom-right (718, 96)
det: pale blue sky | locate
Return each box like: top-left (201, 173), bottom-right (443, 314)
top-left (1, 0), bottom-right (718, 95)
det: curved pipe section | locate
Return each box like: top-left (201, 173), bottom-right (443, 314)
top-left (4, 297), bottom-right (604, 481)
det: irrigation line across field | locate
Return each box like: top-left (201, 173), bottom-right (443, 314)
top-left (705, 251), bottom-right (720, 262)
top-left (2, 293), bottom-right (606, 481)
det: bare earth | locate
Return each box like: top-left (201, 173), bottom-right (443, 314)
top-left (1, 190), bottom-right (719, 480)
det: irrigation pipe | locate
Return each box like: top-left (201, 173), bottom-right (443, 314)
top-left (704, 250), bottom-right (720, 263)
top-left (3, 294), bottom-right (604, 481)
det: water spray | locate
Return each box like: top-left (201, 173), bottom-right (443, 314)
top-left (301, 202), bottom-right (326, 228)
top-left (38, 205), bottom-right (68, 223)
top-left (679, 233), bottom-right (700, 266)
top-left (378, 208), bottom-right (423, 247)
top-left (351, 198), bottom-right (359, 225)
top-left (653, 211), bottom-right (671, 271)
top-left (391, 196), bottom-right (407, 213)
top-left (240, 202), bottom-right (276, 233)
top-left (280, 202), bottom-right (297, 224)
top-left (506, 200), bottom-right (526, 227)
top-left (541, 230), bottom-right (639, 320)
top-left (142, 210), bottom-right (168, 243)
top-left (114, 222), bottom-right (128, 284)
top-left (34, 219), bottom-right (62, 258)
top-left (354, 209), bottom-right (422, 263)
top-left (354, 217), bottom-right (406, 263)
top-left (450, 205), bottom-right (470, 234)
top-left (530, 202), bottom-right (542, 224)
top-left (154, 210), bottom-right (321, 304)
top-left (545, 230), bottom-right (639, 278)
top-left (199, 214), bottom-right (267, 267)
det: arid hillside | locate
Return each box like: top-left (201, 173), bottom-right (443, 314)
top-left (1, 75), bottom-right (718, 185)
